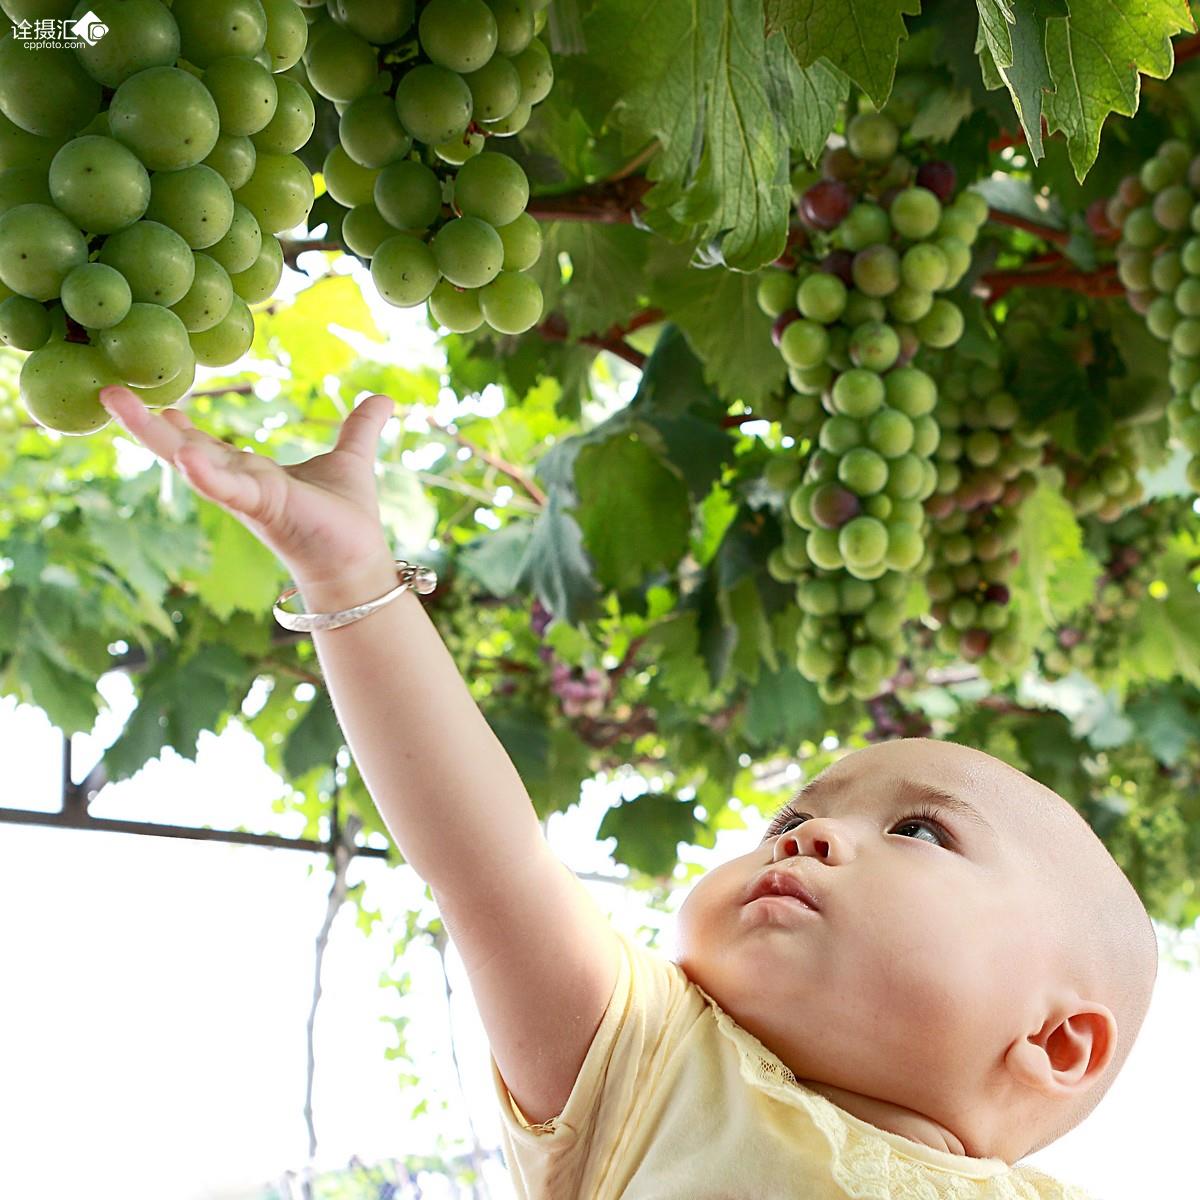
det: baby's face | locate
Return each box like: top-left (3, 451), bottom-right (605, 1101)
top-left (671, 739), bottom-right (1051, 1138)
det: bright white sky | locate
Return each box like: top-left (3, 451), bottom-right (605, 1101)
top-left (0, 682), bottom-right (1197, 1200)
top-left (2, 251), bottom-right (1197, 1198)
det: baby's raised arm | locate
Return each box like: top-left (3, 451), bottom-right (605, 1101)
top-left (100, 385), bottom-right (621, 1126)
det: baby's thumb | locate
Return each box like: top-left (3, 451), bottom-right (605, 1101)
top-left (333, 393), bottom-right (394, 461)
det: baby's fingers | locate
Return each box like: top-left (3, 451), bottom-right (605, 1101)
top-left (100, 385), bottom-right (268, 519)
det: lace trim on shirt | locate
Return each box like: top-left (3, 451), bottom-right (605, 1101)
top-left (691, 982), bottom-right (1093, 1200)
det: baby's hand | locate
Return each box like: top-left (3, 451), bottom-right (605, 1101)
top-left (98, 386), bottom-right (397, 588)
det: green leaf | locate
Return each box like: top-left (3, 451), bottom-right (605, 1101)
top-left (1126, 687), bottom-right (1197, 767)
top-left (909, 84), bottom-right (975, 141)
top-left (573, 433), bottom-right (691, 591)
top-left (598, 790), bottom-right (700, 877)
top-left (640, 612), bottom-right (712, 707)
top-left (189, 502), bottom-right (290, 621)
top-left (743, 663), bottom-right (826, 749)
top-left (1126, 548), bottom-right (1200, 689)
top-left (1010, 483), bottom-right (1103, 629)
top-left (1043, 0), bottom-right (1192, 181)
top-left (646, 255), bottom-right (785, 407)
top-left (514, 487), bottom-right (602, 625)
top-left (457, 521), bottom-right (535, 597)
top-left (16, 641), bottom-right (100, 736)
top-left (282, 694), bottom-right (344, 781)
top-left (103, 643), bottom-right (250, 781)
top-left (768, 42), bottom-right (850, 166)
top-left (765, 0), bottom-right (921, 108)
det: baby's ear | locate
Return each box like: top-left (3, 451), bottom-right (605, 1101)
top-left (1004, 1004), bottom-right (1118, 1097)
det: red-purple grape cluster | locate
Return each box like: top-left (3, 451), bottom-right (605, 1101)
top-left (1110, 138), bottom-right (1200, 495)
top-left (864, 688), bottom-right (932, 742)
top-left (757, 107), bottom-right (987, 704)
top-left (530, 598), bottom-right (609, 720)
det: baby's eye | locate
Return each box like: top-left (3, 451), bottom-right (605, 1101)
top-left (770, 810), bottom-right (947, 847)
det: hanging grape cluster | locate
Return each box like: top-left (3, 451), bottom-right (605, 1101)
top-left (916, 351), bottom-right (1044, 670)
top-left (1037, 499), bottom-right (1187, 679)
top-left (0, 0), bottom-right (316, 434)
top-left (1111, 137), bottom-right (1200, 494)
top-left (302, 0), bottom-right (552, 336)
top-left (756, 108), bottom-right (987, 703)
top-left (529, 598), bottom-right (610, 719)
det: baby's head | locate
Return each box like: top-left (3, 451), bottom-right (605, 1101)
top-left (671, 737), bottom-right (1158, 1163)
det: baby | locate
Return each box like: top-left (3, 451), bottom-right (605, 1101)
top-left (97, 387), bottom-right (1158, 1199)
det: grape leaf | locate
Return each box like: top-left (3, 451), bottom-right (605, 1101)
top-left (573, 434), bottom-right (691, 592)
top-left (1126, 687), bottom-right (1197, 767)
top-left (188, 502), bottom-right (289, 621)
top-left (16, 641), bottom-right (100, 738)
top-left (1043, 0), bottom-right (1193, 181)
top-left (765, 0), bottom-right (921, 108)
top-left (283, 694), bottom-right (345, 781)
top-left (768, 43), bottom-right (850, 165)
top-left (975, 0), bottom-right (1067, 160)
top-left (598, 790), bottom-right (700, 877)
top-left (1125, 548), bottom-right (1200, 689)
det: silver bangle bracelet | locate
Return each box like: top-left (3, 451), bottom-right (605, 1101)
top-left (272, 560), bottom-right (438, 632)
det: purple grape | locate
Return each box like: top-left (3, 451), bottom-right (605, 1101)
top-left (1057, 627), bottom-right (1083, 649)
top-left (771, 309), bottom-right (801, 348)
top-left (984, 583), bottom-right (1010, 605)
top-left (801, 180), bottom-right (855, 230)
top-left (916, 160), bottom-right (956, 203)
top-left (819, 248), bottom-right (855, 285)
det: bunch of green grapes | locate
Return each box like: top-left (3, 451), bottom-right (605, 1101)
top-left (1110, 137), bottom-right (1200, 494)
top-left (0, 0), bottom-right (315, 435)
top-left (917, 355), bottom-right (1044, 670)
top-left (1037, 500), bottom-right (1184, 680)
top-left (1043, 430), bottom-right (1146, 521)
top-left (301, 0), bottom-right (551, 336)
top-left (755, 108), bottom-right (987, 703)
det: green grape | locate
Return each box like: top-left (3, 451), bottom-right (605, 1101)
top-left (322, 143), bottom-right (380, 208)
top-left (848, 320), bottom-right (899, 371)
top-left (494, 211), bottom-right (541, 270)
top-left (145, 164), bottom-right (235, 248)
top-left (487, 0), bottom-right (534, 55)
top-left (204, 202), bottom-right (264, 275)
top-left (261, 0), bottom-right (310, 71)
top-left (936, 236), bottom-right (970, 286)
top-left (203, 133), bottom-right (257, 190)
top-left (900, 242), bottom-right (948, 292)
top-left (331, 0), bottom-right (415, 43)
top-left (20, 339), bottom-right (119, 435)
top-left (433, 130), bottom-right (485, 164)
top-left (0, 294), bottom-right (51, 350)
top-left (838, 446), bottom-right (888, 495)
top-left (72, 0), bottom-right (182, 87)
top-left (419, 0), bottom-right (498, 73)
top-left (170, 252), bottom-right (234, 331)
top-left (463, 54), bottom-right (521, 122)
top-left (837, 203), bottom-right (890, 251)
top-left (234, 151), bottom-right (314, 233)
top-left (229, 233), bottom-right (283, 302)
top-left (915, 297), bottom-right (963, 347)
top-left (306, 24), bottom-right (377, 103)
top-left (395, 65), bottom-right (473, 146)
top-left (373, 160), bottom-right (443, 230)
top-left (172, 0), bottom-right (268, 66)
top-left (341, 203), bottom-right (395, 257)
top-left (838, 516), bottom-right (888, 570)
top-left (779, 318), bottom-right (828, 369)
top-left (846, 111), bottom-right (898, 163)
top-left (203, 57), bottom-right (279, 136)
top-left (1171, 317), bottom-right (1200, 357)
top-left (0, 165), bottom-right (52, 214)
top-left (1182, 236), bottom-right (1200, 275)
top-left (370, 233), bottom-right (439, 306)
top-left (954, 190), bottom-right (988, 227)
top-left (338, 94), bottom-right (411, 168)
top-left (133, 345), bottom-right (196, 408)
top-left (882, 452), bottom-right (925, 500)
top-left (883, 522), bottom-right (923, 571)
top-left (0, 203), bottom-right (88, 301)
top-left (60, 262), bottom-right (131, 328)
top-left (1150, 249), bottom-right (1183, 293)
top-left (98, 302), bottom-right (192, 386)
top-left (889, 187), bottom-right (941, 240)
top-left (478, 269), bottom-right (542, 333)
top-left (0, 36), bottom-right (101, 139)
top-left (431, 216), bottom-right (503, 287)
top-left (47, 135), bottom-right (150, 233)
top-left (1146, 295), bottom-right (1180, 341)
top-left (99, 220), bottom-right (196, 304)
top-left (510, 37), bottom-right (552, 105)
top-left (936, 210), bottom-right (978, 245)
top-left (250, 75), bottom-right (315, 154)
top-left (797, 272), bottom-right (847, 323)
top-left (482, 98), bottom-right (530, 136)
top-left (832, 367), bottom-right (884, 418)
top-left (189, 294), bottom-right (254, 365)
top-left (452, 150), bottom-right (529, 226)
top-left (109, 66), bottom-right (221, 170)
top-left (428, 278), bottom-right (484, 332)
top-left (1122, 206), bottom-right (1160, 248)
top-left (1153, 184), bottom-right (1192, 233)
top-left (0, 112), bottom-right (64, 171)
top-left (867, 407), bottom-right (915, 457)
top-left (910, 412), bottom-right (940, 457)
top-left (851, 244), bottom-right (900, 297)
top-left (1116, 248), bottom-right (1153, 291)
top-left (887, 284), bottom-right (932, 323)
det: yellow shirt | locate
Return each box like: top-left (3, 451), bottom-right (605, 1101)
top-left (488, 927), bottom-right (1095, 1200)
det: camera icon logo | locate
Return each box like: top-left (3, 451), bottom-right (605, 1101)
top-left (70, 11), bottom-right (109, 44)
